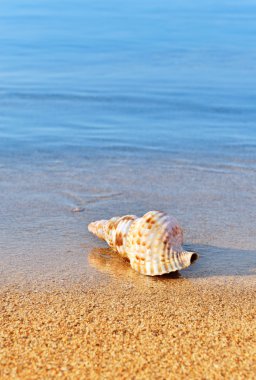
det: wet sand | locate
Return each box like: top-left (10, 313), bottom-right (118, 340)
top-left (1, 157), bottom-right (256, 379)
top-left (1, 247), bottom-right (256, 380)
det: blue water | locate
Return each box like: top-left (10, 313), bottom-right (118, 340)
top-left (1, 0), bottom-right (256, 284)
top-left (0, 0), bottom-right (256, 167)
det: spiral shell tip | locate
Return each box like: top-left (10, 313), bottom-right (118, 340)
top-left (88, 220), bottom-right (106, 240)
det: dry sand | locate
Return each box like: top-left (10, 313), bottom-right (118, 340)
top-left (1, 249), bottom-right (255, 380)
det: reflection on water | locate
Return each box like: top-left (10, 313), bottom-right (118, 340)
top-left (88, 247), bottom-right (185, 291)
top-left (89, 245), bottom-right (256, 280)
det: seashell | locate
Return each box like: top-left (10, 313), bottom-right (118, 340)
top-left (88, 211), bottom-right (199, 276)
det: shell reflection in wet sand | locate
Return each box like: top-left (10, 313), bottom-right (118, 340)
top-left (88, 247), bottom-right (183, 283)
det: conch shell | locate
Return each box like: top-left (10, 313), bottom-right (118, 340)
top-left (88, 211), bottom-right (198, 276)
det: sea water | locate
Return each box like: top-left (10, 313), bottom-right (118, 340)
top-left (0, 0), bottom-right (255, 284)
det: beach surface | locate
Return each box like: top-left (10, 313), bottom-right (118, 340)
top-left (1, 157), bottom-right (256, 379)
top-left (1, 0), bottom-right (256, 378)
top-left (1, 137), bottom-right (256, 380)
top-left (1, 270), bottom-right (256, 379)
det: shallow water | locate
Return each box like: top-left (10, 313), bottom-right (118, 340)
top-left (0, 0), bottom-right (256, 285)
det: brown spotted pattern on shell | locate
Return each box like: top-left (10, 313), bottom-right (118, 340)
top-left (88, 211), bottom-right (198, 276)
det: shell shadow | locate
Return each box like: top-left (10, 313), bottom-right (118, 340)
top-left (183, 244), bottom-right (256, 278)
top-left (88, 244), bottom-right (256, 280)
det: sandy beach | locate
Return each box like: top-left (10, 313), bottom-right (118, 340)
top-left (1, 234), bottom-right (256, 380)
top-left (1, 157), bottom-right (256, 379)
top-left (1, 0), bottom-right (256, 378)
top-left (1, 268), bottom-right (255, 379)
